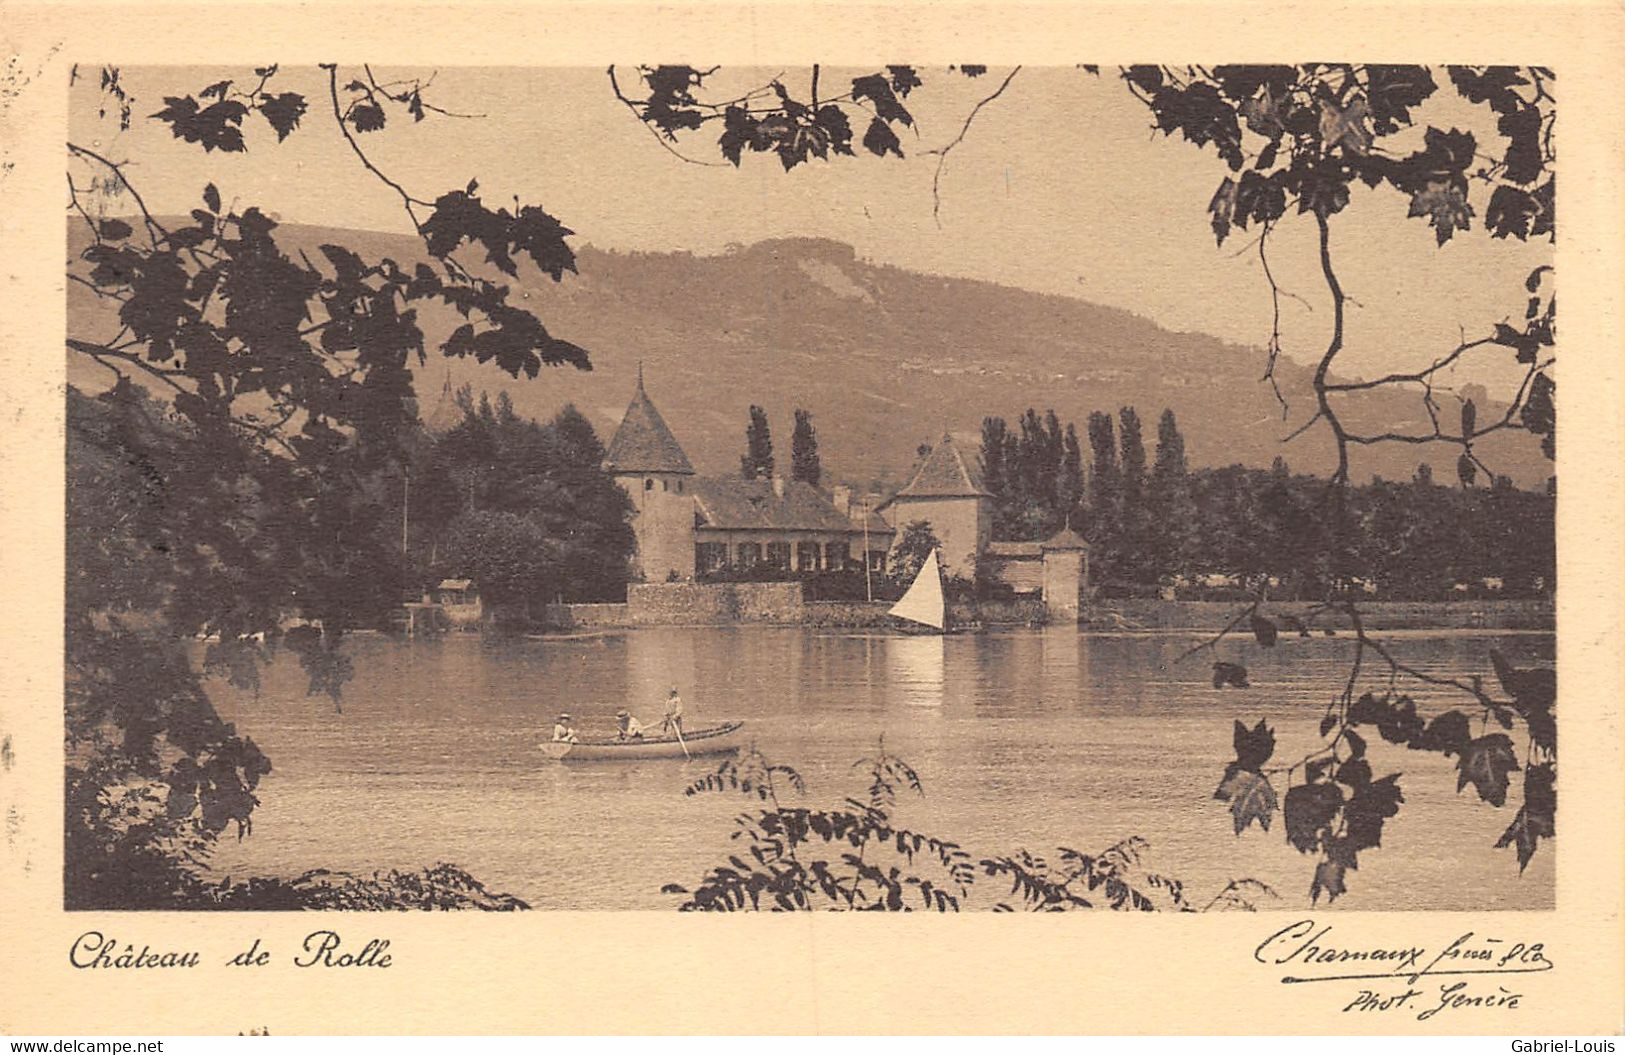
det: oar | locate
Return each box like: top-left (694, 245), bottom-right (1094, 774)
top-left (672, 718), bottom-right (691, 760)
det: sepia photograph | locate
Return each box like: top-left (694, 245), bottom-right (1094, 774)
top-left (4, 0), bottom-right (1625, 1035)
top-left (56, 59), bottom-right (1565, 919)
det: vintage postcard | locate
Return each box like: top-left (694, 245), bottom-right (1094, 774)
top-left (1, 0), bottom-right (1622, 1037)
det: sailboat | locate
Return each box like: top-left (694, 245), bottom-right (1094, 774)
top-left (889, 548), bottom-right (948, 634)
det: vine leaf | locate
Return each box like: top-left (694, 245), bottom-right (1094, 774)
top-left (1457, 734), bottom-right (1519, 806)
top-left (850, 73), bottom-right (913, 126)
top-left (1283, 781), bottom-right (1342, 853)
top-left (1495, 763), bottom-right (1555, 870)
top-left (887, 66), bottom-right (922, 97)
top-left (1215, 768), bottom-right (1277, 835)
top-left (1232, 718), bottom-right (1275, 771)
top-left (1310, 857), bottom-right (1348, 904)
top-left (1407, 179), bottom-right (1474, 245)
top-left (1491, 648), bottom-right (1556, 752)
top-left (1318, 97), bottom-right (1372, 155)
top-left (1208, 177), bottom-right (1237, 244)
top-left (1364, 65), bottom-right (1436, 134)
top-left (1416, 710), bottom-right (1472, 756)
top-left (1348, 692), bottom-right (1427, 745)
top-left (1490, 648), bottom-right (1556, 710)
top-left (152, 95), bottom-right (249, 153)
top-left (1448, 66), bottom-right (1529, 113)
top-left (350, 100), bottom-right (387, 133)
top-left (1335, 757), bottom-right (1372, 789)
top-left (1492, 319), bottom-right (1542, 362)
top-left (509, 206), bottom-right (579, 281)
top-left (420, 190), bottom-right (577, 280)
top-left (863, 117), bottom-right (903, 159)
top-left (1498, 105), bottom-right (1544, 184)
top-left (1487, 185), bottom-right (1541, 241)
top-left (258, 92), bottom-right (307, 142)
top-left (1342, 774), bottom-right (1403, 853)
top-left (1523, 374), bottom-right (1556, 460)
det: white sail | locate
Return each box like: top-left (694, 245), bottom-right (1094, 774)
top-left (889, 549), bottom-right (946, 631)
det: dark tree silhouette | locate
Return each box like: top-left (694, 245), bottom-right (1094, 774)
top-left (740, 404), bottom-right (774, 480)
top-left (65, 63), bottom-right (582, 907)
top-left (790, 407), bottom-right (821, 487)
top-left (1117, 407), bottom-right (1150, 581)
top-left (1149, 409), bottom-right (1197, 578)
top-left (430, 397), bottom-right (634, 609)
top-left (889, 520), bottom-right (942, 583)
top-left (1086, 410), bottom-right (1120, 577)
top-left (1060, 424), bottom-right (1086, 523)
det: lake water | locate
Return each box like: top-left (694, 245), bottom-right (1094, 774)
top-left (206, 627), bottom-right (1555, 911)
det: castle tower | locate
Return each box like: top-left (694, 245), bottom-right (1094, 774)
top-left (420, 369), bottom-right (463, 435)
top-left (602, 368), bottom-right (696, 582)
top-left (881, 431), bottom-right (992, 577)
top-left (1039, 525), bottom-right (1089, 623)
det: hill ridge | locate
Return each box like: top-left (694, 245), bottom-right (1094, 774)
top-left (70, 220), bottom-right (1549, 489)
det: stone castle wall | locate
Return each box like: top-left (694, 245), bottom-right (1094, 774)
top-left (540, 584), bottom-right (1047, 629)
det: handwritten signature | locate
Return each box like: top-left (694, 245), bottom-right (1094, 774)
top-left (1256, 918), bottom-right (1552, 1020)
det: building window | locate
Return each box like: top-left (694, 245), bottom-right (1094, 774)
top-left (796, 542), bottom-right (822, 572)
top-left (695, 542), bottom-right (728, 573)
top-left (766, 542), bottom-right (792, 572)
top-left (824, 541), bottom-right (851, 570)
top-left (868, 550), bottom-right (887, 572)
top-left (662, 479), bottom-right (669, 491)
top-left (676, 480), bottom-right (684, 493)
top-left (736, 542), bottom-right (762, 567)
top-left (644, 478), bottom-right (654, 491)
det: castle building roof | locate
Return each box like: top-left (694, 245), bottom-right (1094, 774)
top-left (890, 431), bottom-right (988, 500)
top-left (1040, 526), bottom-right (1089, 552)
top-left (692, 477), bottom-right (893, 536)
top-left (420, 371), bottom-right (464, 435)
top-left (602, 371), bottom-right (694, 475)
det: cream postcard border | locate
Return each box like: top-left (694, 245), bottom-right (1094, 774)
top-left (1, 1), bottom-right (1621, 1035)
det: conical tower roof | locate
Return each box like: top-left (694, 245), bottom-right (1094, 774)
top-left (895, 431), bottom-right (987, 498)
top-left (421, 370), bottom-right (463, 434)
top-left (1040, 525), bottom-right (1089, 552)
top-left (602, 368), bottom-right (694, 474)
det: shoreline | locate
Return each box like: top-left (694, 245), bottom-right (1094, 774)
top-left (523, 597), bottom-right (1553, 635)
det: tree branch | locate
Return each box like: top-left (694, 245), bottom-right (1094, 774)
top-left (926, 66), bottom-right (1022, 226)
top-left (321, 63), bottom-right (432, 232)
top-left (65, 143), bottom-right (166, 247)
top-left (606, 65), bottom-right (728, 167)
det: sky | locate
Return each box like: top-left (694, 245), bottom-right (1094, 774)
top-left (67, 64), bottom-right (1552, 394)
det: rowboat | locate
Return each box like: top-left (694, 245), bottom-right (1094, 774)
top-left (540, 721), bottom-right (746, 761)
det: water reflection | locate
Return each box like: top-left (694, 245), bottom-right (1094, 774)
top-left (888, 634), bottom-right (946, 709)
top-left (206, 627), bottom-right (1556, 911)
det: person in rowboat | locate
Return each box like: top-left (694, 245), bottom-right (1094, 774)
top-left (614, 709), bottom-right (647, 740)
top-left (660, 687), bottom-right (685, 736)
top-left (551, 713), bottom-right (578, 743)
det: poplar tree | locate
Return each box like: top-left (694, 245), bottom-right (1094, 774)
top-left (790, 408), bottom-right (821, 487)
top-left (740, 405), bottom-right (774, 480)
